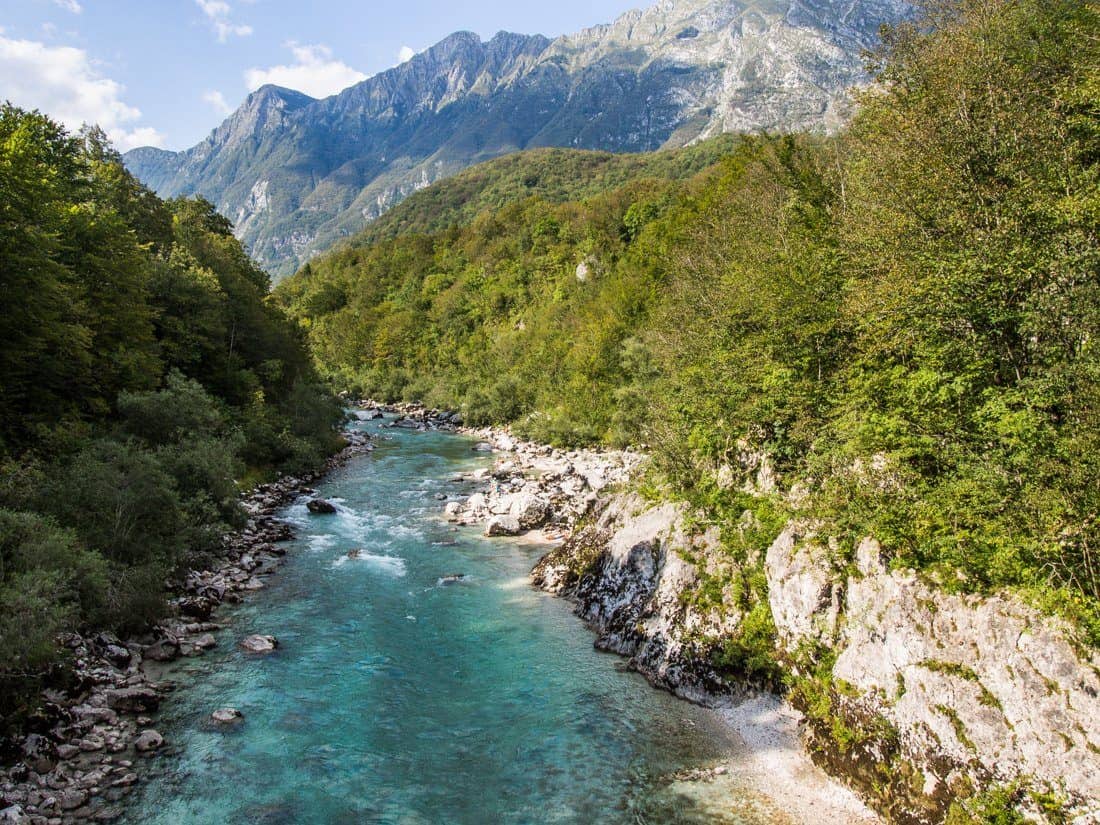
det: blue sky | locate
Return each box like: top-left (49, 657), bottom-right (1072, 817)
top-left (0, 0), bottom-right (640, 151)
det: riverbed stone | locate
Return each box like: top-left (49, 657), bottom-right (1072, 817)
top-left (211, 708), bottom-right (243, 724)
top-left (238, 635), bottom-right (278, 654)
top-left (485, 516), bottom-right (521, 537)
top-left (132, 731), bottom-right (163, 753)
top-left (105, 687), bottom-right (160, 714)
top-left (56, 789), bottom-right (87, 811)
top-left (77, 736), bottom-right (105, 753)
top-left (306, 499), bottom-right (337, 515)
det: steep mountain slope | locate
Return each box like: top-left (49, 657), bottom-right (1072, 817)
top-left (124, 0), bottom-right (911, 279)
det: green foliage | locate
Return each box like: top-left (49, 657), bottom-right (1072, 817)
top-left (0, 105), bottom-right (343, 730)
top-left (945, 784), bottom-right (1032, 825)
top-left (0, 510), bottom-right (106, 723)
top-left (709, 597), bottom-right (783, 687)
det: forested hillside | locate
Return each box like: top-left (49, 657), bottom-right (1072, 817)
top-left (278, 0), bottom-right (1100, 657)
top-left (346, 136), bottom-right (741, 247)
top-left (0, 108), bottom-right (342, 731)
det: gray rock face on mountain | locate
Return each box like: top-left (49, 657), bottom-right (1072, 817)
top-left (124, 0), bottom-right (911, 279)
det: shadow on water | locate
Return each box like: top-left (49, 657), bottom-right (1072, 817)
top-left (120, 421), bottom-right (790, 825)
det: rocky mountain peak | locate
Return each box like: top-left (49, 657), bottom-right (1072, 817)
top-left (124, 0), bottom-right (913, 279)
top-left (204, 85), bottom-right (316, 157)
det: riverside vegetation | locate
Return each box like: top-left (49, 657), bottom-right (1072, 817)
top-left (275, 0), bottom-right (1100, 820)
top-left (0, 109), bottom-right (343, 738)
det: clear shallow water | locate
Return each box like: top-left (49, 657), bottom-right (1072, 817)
top-left (122, 422), bottom-right (789, 825)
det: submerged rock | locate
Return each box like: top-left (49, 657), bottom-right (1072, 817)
top-left (439, 574), bottom-right (466, 585)
top-left (211, 708), bottom-right (244, 724)
top-left (307, 499), bottom-right (337, 515)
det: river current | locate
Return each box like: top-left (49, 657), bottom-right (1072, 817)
top-left (121, 420), bottom-right (795, 824)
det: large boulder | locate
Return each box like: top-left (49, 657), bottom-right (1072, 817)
top-left (485, 516), bottom-right (521, 537)
top-left (102, 643), bottom-right (132, 668)
top-left (106, 686), bottom-right (161, 714)
top-left (143, 638), bottom-right (180, 662)
top-left (307, 499), bottom-right (337, 515)
top-left (20, 734), bottom-right (55, 774)
top-left (133, 729), bottom-right (164, 753)
top-left (510, 493), bottom-right (553, 531)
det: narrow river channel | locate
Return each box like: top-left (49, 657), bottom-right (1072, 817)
top-left (121, 419), bottom-right (799, 824)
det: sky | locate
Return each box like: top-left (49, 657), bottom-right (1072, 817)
top-left (0, 0), bottom-right (641, 152)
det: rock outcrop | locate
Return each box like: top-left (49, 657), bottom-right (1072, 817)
top-left (768, 531), bottom-right (1100, 822)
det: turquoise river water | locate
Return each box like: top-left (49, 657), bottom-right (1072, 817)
top-left (120, 419), bottom-right (795, 824)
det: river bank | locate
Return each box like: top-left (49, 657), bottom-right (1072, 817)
top-left (392, 397), bottom-right (1099, 824)
top-left (0, 432), bottom-right (373, 825)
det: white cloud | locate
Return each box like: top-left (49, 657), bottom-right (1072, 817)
top-left (0, 35), bottom-right (165, 151)
top-left (53, 0), bottom-right (82, 13)
top-left (245, 43), bottom-right (366, 99)
top-left (202, 89), bottom-right (234, 115)
top-left (397, 45), bottom-right (416, 65)
top-left (195, 0), bottom-right (252, 43)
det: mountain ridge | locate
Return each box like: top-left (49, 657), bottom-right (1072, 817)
top-left (124, 0), bottom-right (912, 279)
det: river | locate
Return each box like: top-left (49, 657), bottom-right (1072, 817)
top-left (120, 419), bottom-right (801, 824)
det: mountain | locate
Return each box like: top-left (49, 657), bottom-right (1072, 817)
top-left (124, 0), bottom-right (912, 279)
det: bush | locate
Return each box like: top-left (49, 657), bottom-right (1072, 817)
top-left (43, 439), bottom-right (185, 570)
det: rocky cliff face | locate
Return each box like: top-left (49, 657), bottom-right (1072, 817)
top-left (534, 495), bottom-right (1100, 823)
top-left (123, 0), bottom-right (912, 280)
